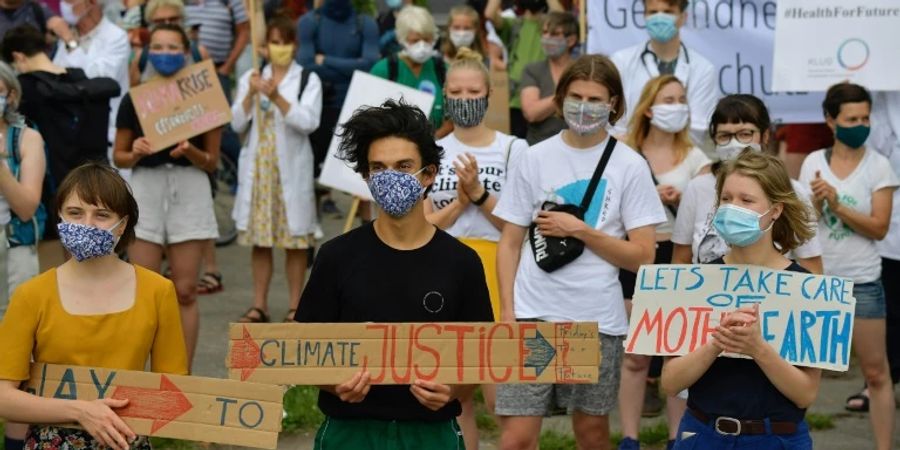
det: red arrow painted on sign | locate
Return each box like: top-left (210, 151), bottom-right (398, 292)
top-left (230, 325), bottom-right (261, 381)
top-left (111, 375), bottom-right (193, 433)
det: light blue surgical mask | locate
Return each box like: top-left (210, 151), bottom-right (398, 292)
top-left (712, 204), bottom-right (773, 247)
top-left (367, 168), bottom-right (427, 217)
top-left (646, 12), bottom-right (678, 43)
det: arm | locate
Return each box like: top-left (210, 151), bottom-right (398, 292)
top-left (218, 21), bottom-right (250, 76)
top-left (484, 0), bottom-right (504, 29)
top-left (796, 256), bottom-right (823, 275)
top-left (435, 118), bottom-right (454, 139)
top-left (671, 244), bottom-right (693, 264)
top-left (282, 72), bottom-right (323, 134)
top-left (660, 342), bottom-right (721, 396)
top-left (296, 16), bottom-right (317, 67)
top-left (0, 129), bottom-right (44, 221)
top-left (520, 87), bottom-right (558, 123)
top-left (128, 49), bottom-right (142, 87)
top-left (829, 188), bottom-right (894, 240)
top-left (112, 128), bottom-right (142, 169)
top-left (70, 33), bottom-right (131, 80)
top-left (423, 195), bottom-right (468, 230)
top-left (497, 223), bottom-right (526, 322)
top-left (322, 17), bottom-right (381, 76)
top-left (191, 128), bottom-right (222, 173)
top-left (232, 71), bottom-right (254, 133)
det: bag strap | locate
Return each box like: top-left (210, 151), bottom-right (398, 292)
top-left (6, 125), bottom-right (21, 179)
top-left (578, 136), bottom-right (617, 213)
top-left (298, 66), bottom-right (310, 101)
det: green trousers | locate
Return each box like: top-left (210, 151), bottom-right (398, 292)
top-left (313, 416), bottom-right (465, 450)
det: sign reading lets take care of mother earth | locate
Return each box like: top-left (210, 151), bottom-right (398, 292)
top-left (130, 59), bottom-right (232, 152)
top-left (625, 265), bottom-right (856, 371)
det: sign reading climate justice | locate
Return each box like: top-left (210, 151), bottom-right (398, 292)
top-left (25, 364), bottom-right (283, 449)
top-left (625, 265), bottom-right (856, 372)
top-left (773, 1), bottom-right (900, 91)
top-left (227, 322), bottom-right (600, 385)
top-left (130, 59), bottom-right (232, 152)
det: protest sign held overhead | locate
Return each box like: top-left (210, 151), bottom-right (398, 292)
top-left (625, 264), bottom-right (856, 372)
top-left (227, 322), bottom-right (600, 385)
top-left (25, 364), bottom-right (283, 449)
top-left (130, 59), bottom-right (232, 152)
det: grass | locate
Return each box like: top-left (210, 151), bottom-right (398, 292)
top-left (806, 413), bottom-right (835, 431)
top-left (538, 429), bottom-right (577, 450)
top-left (148, 437), bottom-right (197, 450)
top-left (610, 422), bottom-right (670, 447)
top-left (281, 385), bottom-right (325, 433)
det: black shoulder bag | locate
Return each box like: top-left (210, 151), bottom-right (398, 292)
top-left (528, 137), bottom-right (617, 272)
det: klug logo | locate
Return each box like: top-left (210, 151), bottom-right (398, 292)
top-left (837, 38), bottom-right (870, 71)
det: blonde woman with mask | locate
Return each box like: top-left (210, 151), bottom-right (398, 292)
top-left (231, 15), bottom-right (323, 323)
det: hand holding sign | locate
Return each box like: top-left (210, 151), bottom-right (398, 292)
top-left (132, 137), bottom-right (154, 158)
top-left (77, 398), bottom-right (136, 450)
top-left (714, 304), bottom-right (767, 358)
top-left (332, 370), bottom-right (372, 403)
top-left (410, 379), bottom-right (455, 411)
top-left (169, 141), bottom-right (191, 159)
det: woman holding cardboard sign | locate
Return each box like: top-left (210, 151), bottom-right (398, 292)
top-left (661, 150), bottom-right (820, 449)
top-left (231, 16), bottom-right (322, 324)
top-left (113, 23), bottom-right (221, 369)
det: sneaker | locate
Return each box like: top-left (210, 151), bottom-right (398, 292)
top-left (617, 437), bottom-right (640, 450)
top-left (321, 199), bottom-right (340, 215)
top-left (313, 223), bottom-right (325, 240)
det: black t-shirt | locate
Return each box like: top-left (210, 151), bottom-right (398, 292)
top-left (688, 257), bottom-right (810, 422)
top-left (115, 93), bottom-right (205, 168)
top-left (294, 222), bottom-right (494, 421)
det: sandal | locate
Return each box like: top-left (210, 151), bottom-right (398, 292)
top-left (237, 307), bottom-right (269, 323)
top-left (197, 271), bottom-right (223, 295)
top-left (284, 309), bottom-right (297, 323)
top-left (845, 389), bottom-right (870, 412)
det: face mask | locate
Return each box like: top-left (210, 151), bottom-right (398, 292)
top-left (563, 99), bottom-right (610, 136)
top-left (835, 124), bottom-right (870, 149)
top-left (446, 96), bottom-right (488, 128)
top-left (0, 95), bottom-right (7, 115)
top-left (368, 168), bottom-right (427, 217)
top-left (60, 0), bottom-right (85, 26)
top-left (386, 0), bottom-right (402, 9)
top-left (650, 103), bottom-right (689, 133)
top-left (405, 41), bottom-right (434, 64)
top-left (646, 12), bottom-right (678, 43)
top-left (57, 219), bottom-right (125, 262)
top-left (715, 139), bottom-right (761, 162)
top-left (148, 52), bottom-right (186, 76)
top-left (712, 204), bottom-right (773, 247)
top-left (268, 43), bottom-right (294, 67)
top-left (541, 36), bottom-right (568, 59)
top-left (449, 30), bottom-right (475, 48)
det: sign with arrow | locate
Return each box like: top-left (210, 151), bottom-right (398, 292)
top-left (24, 364), bottom-right (284, 449)
top-left (227, 322), bottom-right (601, 385)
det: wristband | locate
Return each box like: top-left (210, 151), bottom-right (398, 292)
top-left (472, 189), bottom-right (490, 206)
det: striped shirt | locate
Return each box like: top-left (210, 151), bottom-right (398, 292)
top-left (185, 0), bottom-right (248, 64)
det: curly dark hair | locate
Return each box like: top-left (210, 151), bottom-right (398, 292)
top-left (337, 98), bottom-right (444, 186)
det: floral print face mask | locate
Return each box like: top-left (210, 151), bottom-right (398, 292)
top-left (367, 168), bottom-right (426, 218)
top-left (57, 218), bottom-right (125, 262)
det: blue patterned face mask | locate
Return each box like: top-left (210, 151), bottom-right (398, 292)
top-left (58, 219), bottom-right (124, 262)
top-left (367, 168), bottom-right (427, 218)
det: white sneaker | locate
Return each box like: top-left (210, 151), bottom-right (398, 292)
top-left (314, 223), bottom-right (325, 240)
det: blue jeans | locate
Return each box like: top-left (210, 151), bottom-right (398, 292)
top-left (672, 411), bottom-right (811, 450)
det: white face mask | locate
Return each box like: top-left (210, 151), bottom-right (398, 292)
top-left (650, 103), bottom-right (690, 133)
top-left (715, 139), bottom-right (761, 162)
top-left (60, 0), bottom-right (85, 26)
top-left (405, 40), bottom-right (434, 64)
top-left (449, 30), bottom-right (475, 48)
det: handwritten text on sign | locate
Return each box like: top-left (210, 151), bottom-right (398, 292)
top-left (624, 265), bottom-right (856, 371)
top-left (130, 59), bottom-right (232, 152)
top-left (25, 364), bottom-right (283, 449)
top-left (227, 322), bottom-right (600, 384)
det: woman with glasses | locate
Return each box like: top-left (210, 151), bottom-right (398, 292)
top-left (671, 94), bottom-right (823, 274)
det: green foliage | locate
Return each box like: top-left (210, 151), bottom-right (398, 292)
top-left (148, 437), bottom-right (196, 450)
top-left (806, 413), bottom-right (835, 431)
top-left (538, 430), bottom-right (577, 450)
top-left (282, 385), bottom-right (326, 433)
top-left (611, 422), bottom-right (669, 447)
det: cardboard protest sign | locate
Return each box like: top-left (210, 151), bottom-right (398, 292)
top-left (625, 265), bottom-right (856, 371)
top-left (484, 69), bottom-right (510, 134)
top-left (227, 322), bottom-right (599, 385)
top-left (25, 363), bottom-right (283, 449)
top-left (130, 59), bottom-right (232, 152)
top-left (317, 71), bottom-right (435, 201)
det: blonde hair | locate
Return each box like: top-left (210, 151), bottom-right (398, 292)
top-left (715, 149), bottom-right (815, 253)
top-left (145, 0), bottom-right (185, 23)
top-left (446, 47), bottom-right (490, 93)
top-left (395, 5), bottom-right (437, 44)
top-left (441, 5), bottom-right (487, 61)
top-left (625, 75), bottom-right (693, 163)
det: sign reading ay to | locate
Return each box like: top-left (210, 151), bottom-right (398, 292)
top-left (228, 322), bottom-right (599, 385)
top-left (130, 59), bottom-right (232, 152)
top-left (25, 364), bottom-right (283, 449)
top-left (625, 265), bottom-right (856, 371)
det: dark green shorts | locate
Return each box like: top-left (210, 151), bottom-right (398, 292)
top-left (313, 416), bottom-right (465, 450)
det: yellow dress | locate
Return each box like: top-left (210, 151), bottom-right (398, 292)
top-left (238, 106), bottom-right (311, 249)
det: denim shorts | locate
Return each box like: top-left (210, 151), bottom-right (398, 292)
top-left (854, 280), bottom-right (886, 319)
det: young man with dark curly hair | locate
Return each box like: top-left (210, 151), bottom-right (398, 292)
top-left (293, 99), bottom-right (494, 449)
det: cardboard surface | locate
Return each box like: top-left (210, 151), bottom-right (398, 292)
top-left (624, 265), bottom-right (856, 371)
top-left (25, 364), bottom-right (283, 449)
top-left (130, 59), bottom-right (232, 152)
top-left (484, 69), bottom-right (511, 134)
top-left (227, 322), bottom-right (600, 384)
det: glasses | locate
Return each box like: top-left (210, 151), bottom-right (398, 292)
top-left (152, 16), bottom-right (182, 25)
top-left (714, 129), bottom-right (758, 146)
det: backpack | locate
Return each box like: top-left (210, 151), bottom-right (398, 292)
top-left (21, 68), bottom-right (120, 189)
top-left (387, 53), bottom-right (445, 87)
top-left (137, 43), bottom-right (204, 74)
top-left (5, 124), bottom-right (47, 247)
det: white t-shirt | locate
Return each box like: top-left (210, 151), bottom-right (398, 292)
top-left (493, 133), bottom-right (667, 335)
top-left (653, 147), bottom-right (711, 235)
top-left (671, 173), bottom-right (823, 263)
top-left (799, 149), bottom-right (900, 282)
top-left (870, 91), bottom-right (900, 260)
top-left (430, 132), bottom-right (528, 241)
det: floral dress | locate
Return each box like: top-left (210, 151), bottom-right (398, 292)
top-left (25, 426), bottom-right (151, 450)
top-left (237, 101), bottom-right (310, 249)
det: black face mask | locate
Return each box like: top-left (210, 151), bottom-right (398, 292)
top-left (516, 0), bottom-right (547, 13)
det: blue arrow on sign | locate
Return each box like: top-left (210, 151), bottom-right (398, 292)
top-left (524, 330), bottom-right (557, 376)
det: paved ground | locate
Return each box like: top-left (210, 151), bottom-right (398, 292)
top-left (196, 192), bottom-right (899, 449)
